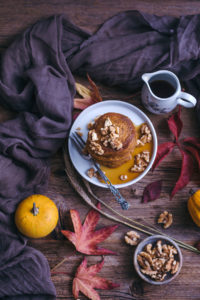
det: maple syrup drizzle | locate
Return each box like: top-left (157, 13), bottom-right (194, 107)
top-left (100, 124), bottom-right (153, 185)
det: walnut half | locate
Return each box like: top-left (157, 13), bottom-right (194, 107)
top-left (125, 231), bottom-right (140, 246)
top-left (157, 211), bottom-right (173, 229)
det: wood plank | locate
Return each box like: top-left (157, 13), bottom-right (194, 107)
top-left (0, 1), bottom-right (200, 299)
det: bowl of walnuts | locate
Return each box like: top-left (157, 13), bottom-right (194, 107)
top-left (133, 235), bottom-right (183, 285)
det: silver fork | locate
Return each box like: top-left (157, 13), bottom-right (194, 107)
top-left (70, 132), bottom-right (129, 210)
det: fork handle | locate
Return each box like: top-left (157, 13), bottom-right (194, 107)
top-left (94, 162), bottom-right (129, 210)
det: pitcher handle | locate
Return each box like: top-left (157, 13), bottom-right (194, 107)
top-left (177, 91), bottom-right (197, 108)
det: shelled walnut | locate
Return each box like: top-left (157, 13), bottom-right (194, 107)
top-left (87, 168), bottom-right (95, 178)
top-left (130, 150), bottom-right (150, 173)
top-left (157, 211), bottom-right (173, 229)
top-left (86, 167), bottom-right (106, 182)
top-left (99, 117), bottom-right (122, 150)
top-left (137, 240), bottom-right (179, 282)
top-left (136, 123), bottom-right (152, 146)
top-left (87, 122), bottom-right (94, 130)
top-left (125, 231), bottom-right (140, 246)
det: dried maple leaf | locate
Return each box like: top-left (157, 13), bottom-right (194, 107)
top-left (73, 257), bottom-right (119, 300)
top-left (74, 74), bottom-right (102, 110)
top-left (61, 203), bottom-right (118, 255)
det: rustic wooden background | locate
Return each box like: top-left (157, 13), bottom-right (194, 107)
top-left (0, 1), bottom-right (200, 299)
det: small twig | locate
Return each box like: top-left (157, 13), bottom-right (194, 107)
top-left (51, 257), bottom-right (68, 272)
top-left (51, 271), bottom-right (69, 276)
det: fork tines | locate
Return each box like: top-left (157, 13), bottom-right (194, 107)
top-left (72, 132), bottom-right (86, 147)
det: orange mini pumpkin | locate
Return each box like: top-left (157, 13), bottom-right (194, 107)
top-left (15, 194), bottom-right (59, 238)
top-left (188, 189), bottom-right (200, 227)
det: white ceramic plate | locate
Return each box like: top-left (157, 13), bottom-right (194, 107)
top-left (68, 100), bottom-right (157, 188)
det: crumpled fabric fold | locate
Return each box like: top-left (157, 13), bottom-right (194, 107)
top-left (0, 11), bottom-right (199, 299)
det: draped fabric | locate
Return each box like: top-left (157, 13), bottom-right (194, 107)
top-left (0, 11), bottom-right (199, 299)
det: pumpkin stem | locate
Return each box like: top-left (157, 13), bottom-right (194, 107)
top-left (189, 189), bottom-right (196, 196)
top-left (31, 202), bottom-right (39, 216)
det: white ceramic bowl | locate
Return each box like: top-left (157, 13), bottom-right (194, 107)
top-left (68, 100), bottom-right (157, 188)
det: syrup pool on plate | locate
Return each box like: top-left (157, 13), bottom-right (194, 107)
top-left (99, 124), bottom-right (153, 185)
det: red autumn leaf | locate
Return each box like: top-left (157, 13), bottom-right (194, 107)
top-left (74, 97), bottom-right (95, 110)
top-left (152, 142), bottom-right (175, 170)
top-left (167, 106), bottom-right (183, 141)
top-left (73, 257), bottom-right (119, 300)
top-left (184, 145), bottom-right (200, 171)
top-left (87, 73), bottom-right (102, 103)
top-left (170, 149), bottom-right (194, 199)
top-left (72, 111), bottom-right (81, 121)
top-left (142, 180), bottom-right (162, 203)
top-left (61, 203), bottom-right (118, 255)
top-left (183, 137), bottom-right (200, 150)
top-left (74, 75), bottom-right (102, 110)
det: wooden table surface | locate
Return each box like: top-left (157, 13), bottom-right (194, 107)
top-left (0, 1), bottom-right (200, 300)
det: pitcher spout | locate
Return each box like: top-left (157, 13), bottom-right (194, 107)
top-left (141, 73), bottom-right (152, 83)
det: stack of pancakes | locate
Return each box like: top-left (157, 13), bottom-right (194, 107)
top-left (85, 112), bottom-right (137, 168)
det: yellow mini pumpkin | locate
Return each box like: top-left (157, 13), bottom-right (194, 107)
top-left (188, 189), bottom-right (200, 227)
top-left (15, 194), bottom-right (59, 238)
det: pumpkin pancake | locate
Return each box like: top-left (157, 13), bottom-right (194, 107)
top-left (85, 112), bottom-right (137, 168)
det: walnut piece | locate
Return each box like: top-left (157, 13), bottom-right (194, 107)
top-left (141, 123), bottom-right (151, 135)
top-left (87, 168), bottom-right (95, 178)
top-left (89, 138), bottom-right (104, 155)
top-left (119, 174), bottom-right (128, 181)
top-left (125, 231), bottom-right (140, 246)
top-left (136, 139), bottom-right (144, 146)
top-left (110, 139), bottom-right (123, 150)
top-left (130, 165), bottom-right (145, 172)
top-left (91, 131), bottom-right (98, 141)
top-left (137, 240), bottom-right (180, 282)
top-left (137, 124), bottom-right (152, 146)
top-left (104, 117), bottom-right (112, 127)
top-left (100, 127), bottom-right (108, 136)
top-left (87, 122), bottom-right (94, 130)
top-left (158, 211), bottom-right (173, 229)
top-left (141, 151), bottom-right (150, 163)
top-left (130, 151), bottom-right (150, 173)
top-left (76, 131), bottom-right (83, 137)
top-left (97, 117), bottom-right (123, 151)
